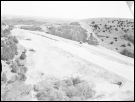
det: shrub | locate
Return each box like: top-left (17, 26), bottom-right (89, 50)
top-left (6, 60), bottom-right (11, 65)
top-left (20, 53), bottom-right (26, 60)
top-left (19, 66), bottom-right (28, 74)
top-left (72, 77), bottom-right (82, 86)
top-left (1, 28), bottom-right (11, 37)
top-left (36, 92), bottom-right (48, 101)
top-left (1, 40), bottom-right (6, 47)
top-left (13, 36), bottom-right (19, 44)
top-left (7, 75), bottom-right (18, 84)
top-left (1, 81), bottom-right (32, 101)
top-left (120, 44), bottom-right (126, 47)
top-left (34, 77), bottom-right (95, 101)
top-left (29, 49), bottom-right (35, 52)
top-left (17, 73), bottom-right (27, 81)
top-left (110, 42), bottom-right (113, 44)
top-left (71, 96), bottom-right (82, 101)
top-left (88, 40), bottom-right (99, 46)
top-left (11, 62), bottom-right (19, 73)
top-left (127, 42), bottom-right (131, 47)
top-left (1, 45), bottom-right (15, 61)
top-left (1, 73), bottom-right (7, 84)
top-left (20, 26), bottom-right (43, 32)
top-left (25, 38), bottom-right (31, 41)
top-left (22, 49), bottom-right (27, 54)
top-left (15, 58), bottom-right (25, 66)
top-left (123, 34), bottom-right (134, 45)
top-left (70, 22), bottom-right (80, 26)
top-left (1, 40), bottom-right (18, 61)
top-left (120, 49), bottom-right (134, 58)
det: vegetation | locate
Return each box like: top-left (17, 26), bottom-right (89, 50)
top-left (123, 34), bottom-right (134, 45)
top-left (34, 77), bottom-right (95, 101)
top-left (29, 49), bottom-right (36, 52)
top-left (20, 53), bottom-right (27, 60)
top-left (1, 25), bottom-right (19, 61)
top-left (120, 49), bottom-right (134, 58)
top-left (1, 81), bottom-right (32, 101)
top-left (48, 24), bottom-right (88, 43)
top-left (1, 73), bottom-right (7, 85)
top-left (1, 18), bottom-right (45, 26)
top-left (69, 22), bottom-right (80, 26)
top-left (20, 26), bottom-right (43, 32)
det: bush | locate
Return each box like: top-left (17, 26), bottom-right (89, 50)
top-left (6, 60), bottom-right (11, 65)
top-left (25, 38), bottom-right (31, 41)
top-left (17, 73), bottom-right (27, 81)
top-left (1, 40), bottom-right (18, 61)
top-left (1, 81), bottom-right (32, 101)
top-left (71, 96), bottom-right (82, 101)
top-left (19, 66), bottom-right (28, 74)
top-left (120, 44), bottom-right (126, 47)
top-left (1, 45), bottom-right (15, 61)
top-left (13, 36), bottom-right (19, 44)
top-left (1, 40), bottom-right (6, 47)
top-left (1, 28), bottom-right (11, 37)
top-left (34, 77), bottom-right (95, 101)
top-left (11, 62), bottom-right (19, 73)
top-left (1, 73), bottom-right (7, 84)
top-left (123, 34), bottom-right (134, 45)
top-left (29, 49), bottom-right (36, 52)
top-left (120, 49), bottom-right (134, 58)
top-left (15, 58), bottom-right (25, 66)
top-left (48, 25), bottom-right (87, 43)
top-left (72, 77), bottom-right (82, 86)
top-left (7, 75), bottom-right (18, 84)
top-left (22, 49), bottom-right (27, 54)
top-left (20, 26), bottom-right (43, 32)
top-left (20, 53), bottom-right (26, 60)
top-left (70, 22), bottom-right (80, 26)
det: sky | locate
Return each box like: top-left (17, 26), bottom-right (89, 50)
top-left (1, 1), bottom-right (134, 20)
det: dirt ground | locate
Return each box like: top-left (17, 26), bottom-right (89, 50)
top-left (9, 28), bottom-right (134, 101)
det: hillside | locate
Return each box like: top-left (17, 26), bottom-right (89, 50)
top-left (81, 18), bottom-right (134, 58)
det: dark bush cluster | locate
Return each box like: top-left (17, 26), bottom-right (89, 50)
top-left (1, 42), bottom-right (18, 61)
top-left (10, 59), bottom-right (28, 81)
top-left (123, 34), bottom-right (134, 45)
top-left (1, 28), bottom-right (11, 37)
top-left (1, 81), bottom-right (32, 101)
top-left (20, 26), bottom-right (43, 32)
top-left (1, 25), bottom-right (19, 61)
top-left (20, 53), bottom-right (27, 60)
top-left (69, 22), bottom-right (80, 26)
top-left (1, 73), bottom-right (7, 84)
top-left (48, 24), bottom-right (88, 43)
top-left (34, 77), bottom-right (95, 101)
top-left (120, 49), bottom-right (134, 58)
